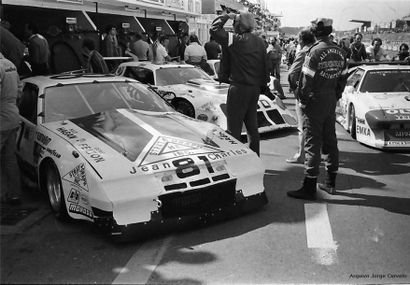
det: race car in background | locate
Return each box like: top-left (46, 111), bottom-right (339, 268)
top-left (115, 61), bottom-right (297, 135)
top-left (16, 73), bottom-right (267, 240)
top-left (336, 64), bottom-right (410, 150)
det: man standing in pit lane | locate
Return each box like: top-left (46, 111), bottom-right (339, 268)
top-left (210, 10), bottom-right (269, 156)
top-left (286, 28), bottom-right (316, 164)
top-left (24, 22), bottom-right (50, 75)
top-left (287, 18), bottom-right (348, 200)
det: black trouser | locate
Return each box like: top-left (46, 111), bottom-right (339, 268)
top-left (301, 94), bottom-right (338, 177)
top-left (227, 84), bottom-right (260, 156)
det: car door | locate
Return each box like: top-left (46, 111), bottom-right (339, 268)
top-left (16, 83), bottom-right (40, 175)
top-left (339, 68), bottom-right (365, 117)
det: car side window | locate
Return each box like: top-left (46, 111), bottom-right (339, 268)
top-left (19, 83), bottom-right (39, 124)
top-left (125, 67), bottom-right (154, 85)
top-left (346, 69), bottom-right (364, 91)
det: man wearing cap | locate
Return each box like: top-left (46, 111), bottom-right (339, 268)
top-left (287, 18), bottom-right (347, 200)
top-left (210, 11), bottom-right (269, 156)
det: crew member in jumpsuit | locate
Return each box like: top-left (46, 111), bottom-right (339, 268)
top-left (287, 18), bottom-right (348, 200)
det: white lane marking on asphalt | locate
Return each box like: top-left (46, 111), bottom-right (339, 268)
top-left (112, 236), bottom-right (172, 284)
top-left (304, 203), bottom-right (338, 265)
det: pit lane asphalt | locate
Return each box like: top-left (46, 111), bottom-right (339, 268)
top-left (1, 65), bottom-right (409, 284)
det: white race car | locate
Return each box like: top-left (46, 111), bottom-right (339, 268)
top-left (16, 73), bottom-right (267, 240)
top-left (336, 64), bottom-right (410, 149)
top-left (115, 61), bottom-right (297, 134)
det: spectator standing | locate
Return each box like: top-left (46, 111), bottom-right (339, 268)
top-left (287, 18), bottom-right (347, 200)
top-left (267, 38), bottom-right (282, 80)
top-left (81, 38), bottom-right (109, 74)
top-left (102, 25), bottom-right (121, 70)
top-left (177, 33), bottom-right (189, 62)
top-left (131, 33), bottom-right (150, 61)
top-left (286, 39), bottom-right (298, 68)
top-left (204, 36), bottom-right (221, 60)
top-left (0, 52), bottom-right (22, 205)
top-left (184, 34), bottom-right (207, 64)
top-left (286, 28), bottom-right (316, 164)
top-left (366, 38), bottom-right (389, 62)
top-left (338, 37), bottom-right (351, 60)
top-left (24, 22), bottom-right (50, 75)
top-left (153, 35), bottom-right (171, 64)
top-left (393, 43), bottom-right (410, 62)
top-left (349, 32), bottom-right (367, 62)
top-left (210, 11), bottom-right (269, 156)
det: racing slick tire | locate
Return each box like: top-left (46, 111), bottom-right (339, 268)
top-left (44, 162), bottom-right (70, 221)
top-left (173, 99), bottom-right (195, 118)
top-left (348, 104), bottom-right (357, 139)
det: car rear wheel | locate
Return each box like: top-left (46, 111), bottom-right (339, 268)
top-left (348, 105), bottom-right (357, 139)
top-left (45, 164), bottom-right (70, 221)
top-left (174, 99), bottom-right (195, 118)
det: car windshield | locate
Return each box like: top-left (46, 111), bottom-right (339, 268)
top-left (44, 81), bottom-right (173, 123)
top-left (155, 67), bottom-right (212, 86)
top-left (360, 69), bottom-right (410, 93)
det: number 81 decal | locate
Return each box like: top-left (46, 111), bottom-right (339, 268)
top-left (173, 156), bottom-right (217, 179)
top-left (130, 155), bottom-right (227, 178)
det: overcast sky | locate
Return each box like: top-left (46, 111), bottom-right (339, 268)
top-left (266, 0), bottom-right (410, 30)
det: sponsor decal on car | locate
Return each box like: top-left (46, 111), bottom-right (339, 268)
top-left (57, 127), bottom-right (78, 139)
top-left (45, 148), bottom-right (61, 159)
top-left (212, 130), bottom-right (238, 145)
top-left (68, 204), bottom-right (93, 219)
top-left (68, 188), bottom-right (80, 204)
top-left (385, 129), bottom-right (410, 141)
top-left (357, 118), bottom-right (365, 124)
top-left (386, 141), bottom-right (410, 146)
top-left (356, 125), bottom-right (370, 136)
top-left (138, 136), bottom-right (222, 168)
top-left (77, 143), bottom-right (105, 163)
top-left (395, 130), bottom-right (410, 138)
top-left (36, 132), bottom-right (52, 146)
top-left (62, 163), bottom-right (89, 192)
top-left (385, 109), bottom-right (410, 121)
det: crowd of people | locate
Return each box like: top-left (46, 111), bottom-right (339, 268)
top-left (269, 31), bottom-right (410, 66)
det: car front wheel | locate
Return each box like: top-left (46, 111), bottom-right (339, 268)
top-left (45, 164), bottom-right (70, 221)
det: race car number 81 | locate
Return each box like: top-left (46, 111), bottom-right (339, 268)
top-left (173, 156), bottom-right (215, 178)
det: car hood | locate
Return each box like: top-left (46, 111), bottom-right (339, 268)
top-left (364, 92), bottom-right (410, 110)
top-left (44, 108), bottom-right (254, 179)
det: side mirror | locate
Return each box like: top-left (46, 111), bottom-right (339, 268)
top-left (160, 91), bottom-right (176, 103)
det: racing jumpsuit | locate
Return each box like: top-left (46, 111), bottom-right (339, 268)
top-left (298, 39), bottom-right (347, 178)
top-left (210, 14), bottom-right (269, 156)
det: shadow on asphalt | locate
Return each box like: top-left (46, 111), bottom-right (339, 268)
top-left (339, 150), bottom-right (410, 176)
top-left (322, 191), bottom-right (410, 216)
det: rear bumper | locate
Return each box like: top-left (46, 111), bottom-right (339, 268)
top-left (95, 191), bottom-right (268, 241)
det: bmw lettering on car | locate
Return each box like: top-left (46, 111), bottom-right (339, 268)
top-left (336, 64), bottom-right (410, 149)
top-left (115, 61), bottom-right (297, 134)
top-left (16, 73), bottom-right (268, 240)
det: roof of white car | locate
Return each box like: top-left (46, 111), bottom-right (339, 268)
top-left (118, 61), bottom-right (195, 71)
top-left (23, 73), bottom-right (137, 89)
